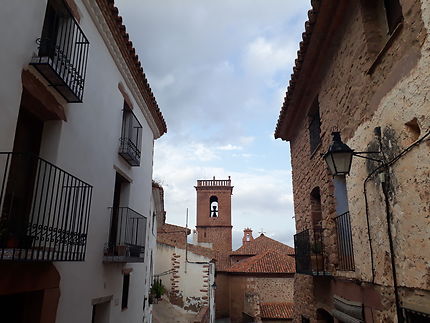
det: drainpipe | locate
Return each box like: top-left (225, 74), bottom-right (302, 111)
top-left (380, 170), bottom-right (403, 323)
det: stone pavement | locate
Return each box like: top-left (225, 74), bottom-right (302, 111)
top-left (152, 298), bottom-right (197, 323)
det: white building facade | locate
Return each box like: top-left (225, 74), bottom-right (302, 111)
top-left (0, 0), bottom-right (166, 322)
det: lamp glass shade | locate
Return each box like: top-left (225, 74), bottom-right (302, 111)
top-left (324, 151), bottom-right (353, 176)
top-left (323, 132), bottom-right (354, 176)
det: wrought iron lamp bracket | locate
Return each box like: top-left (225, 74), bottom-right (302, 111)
top-left (352, 151), bottom-right (384, 163)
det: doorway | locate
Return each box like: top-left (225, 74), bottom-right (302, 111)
top-left (92, 300), bottom-right (111, 323)
top-left (0, 290), bottom-right (44, 323)
top-left (1, 105), bottom-right (44, 248)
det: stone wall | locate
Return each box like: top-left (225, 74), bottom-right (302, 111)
top-left (255, 276), bottom-right (294, 303)
top-left (227, 275), bottom-right (295, 323)
top-left (215, 273), bottom-right (230, 319)
top-left (284, 0), bottom-right (429, 321)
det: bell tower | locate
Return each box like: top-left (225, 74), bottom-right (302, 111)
top-left (195, 176), bottom-right (233, 255)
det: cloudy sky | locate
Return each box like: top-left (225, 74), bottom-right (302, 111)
top-left (116, 0), bottom-right (311, 248)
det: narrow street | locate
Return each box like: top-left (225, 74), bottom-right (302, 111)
top-left (152, 298), bottom-right (197, 323)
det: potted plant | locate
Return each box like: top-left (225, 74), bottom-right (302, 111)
top-left (150, 278), bottom-right (165, 303)
top-left (116, 245), bottom-right (128, 257)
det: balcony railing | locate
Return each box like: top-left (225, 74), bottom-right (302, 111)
top-left (119, 138), bottom-right (141, 166)
top-left (0, 152), bottom-right (92, 261)
top-left (104, 207), bottom-right (147, 263)
top-left (334, 211), bottom-right (355, 271)
top-left (294, 227), bottom-right (327, 275)
top-left (196, 179), bottom-right (231, 187)
top-left (30, 0), bottom-right (89, 103)
top-left (119, 108), bottom-right (142, 166)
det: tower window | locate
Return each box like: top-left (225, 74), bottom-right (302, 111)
top-left (209, 196), bottom-right (218, 217)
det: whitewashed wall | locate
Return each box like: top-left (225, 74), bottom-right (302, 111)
top-left (0, 0), bottom-right (161, 322)
top-left (155, 242), bottom-right (215, 321)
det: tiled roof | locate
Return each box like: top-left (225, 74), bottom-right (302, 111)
top-left (260, 303), bottom-right (294, 319)
top-left (231, 234), bottom-right (295, 256)
top-left (157, 235), bottom-right (215, 260)
top-left (157, 223), bottom-right (190, 235)
top-left (274, 0), bottom-right (321, 139)
top-left (228, 249), bottom-right (295, 274)
top-left (95, 0), bottom-right (167, 136)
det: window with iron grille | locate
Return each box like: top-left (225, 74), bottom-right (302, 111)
top-left (119, 103), bottom-right (142, 166)
top-left (333, 176), bottom-right (355, 271)
top-left (308, 100), bottom-right (321, 154)
top-left (384, 0), bottom-right (403, 34)
top-left (30, 0), bottom-right (89, 103)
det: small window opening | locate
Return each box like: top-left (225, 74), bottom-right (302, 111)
top-left (384, 0), bottom-right (403, 34)
top-left (310, 187), bottom-right (322, 228)
top-left (209, 196), bottom-right (219, 217)
top-left (122, 273), bottom-right (130, 310)
top-left (246, 233), bottom-right (250, 241)
top-left (405, 117), bottom-right (421, 142)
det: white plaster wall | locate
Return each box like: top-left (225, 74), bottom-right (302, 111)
top-left (0, 1), bottom-right (47, 150)
top-left (155, 242), bottom-right (215, 320)
top-left (0, 1), bottom-right (160, 322)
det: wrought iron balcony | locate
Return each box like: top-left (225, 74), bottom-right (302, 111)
top-left (0, 152), bottom-right (93, 261)
top-left (119, 138), bottom-right (141, 167)
top-left (118, 107), bottom-right (142, 166)
top-left (334, 211), bottom-right (355, 271)
top-left (294, 227), bottom-right (328, 276)
top-left (30, 0), bottom-right (89, 103)
top-left (104, 207), bottom-right (147, 263)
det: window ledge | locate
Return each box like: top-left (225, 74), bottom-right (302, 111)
top-left (367, 22), bottom-right (403, 75)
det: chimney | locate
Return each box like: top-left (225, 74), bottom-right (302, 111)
top-left (242, 228), bottom-right (254, 244)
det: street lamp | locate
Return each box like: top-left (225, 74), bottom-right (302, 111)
top-left (323, 132), bottom-right (354, 176)
top-left (323, 131), bottom-right (383, 176)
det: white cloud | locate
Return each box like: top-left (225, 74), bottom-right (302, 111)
top-left (115, 0), bottom-right (310, 249)
top-left (243, 37), bottom-right (297, 78)
top-left (238, 136), bottom-right (255, 145)
top-left (217, 144), bottom-right (242, 151)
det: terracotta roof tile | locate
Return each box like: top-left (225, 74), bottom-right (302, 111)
top-left (228, 249), bottom-right (295, 274)
top-left (260, 302), bottom-right (294, 319)
top-left (157, 235), bottom-right (215, 260)
top-left (231, 234), bottom-right (295, 256)
top-left (95, 0), bottom-right (167, 136)
top-left (157, 223), bottom-right (190, 235)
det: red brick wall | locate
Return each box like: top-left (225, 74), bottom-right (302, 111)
top-left (195, 183), bottom-right (233, 254)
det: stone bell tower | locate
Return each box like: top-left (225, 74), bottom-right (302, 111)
top-left (195, 176), bottom-right (233, 256)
